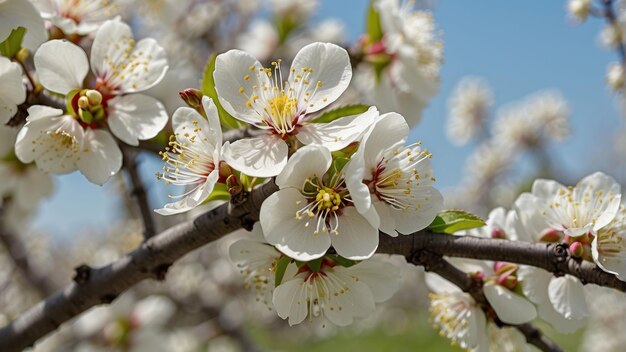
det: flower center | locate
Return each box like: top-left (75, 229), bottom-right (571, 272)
top-left (367, 143), bottom-right (434, 211)
top-left (295, 177), bottom-right (350, 236)
top-left (157, 120), bottom-right (217, 201)
top-left (239, 60), bottom-right (322, 136)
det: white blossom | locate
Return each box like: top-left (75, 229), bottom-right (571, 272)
top-left (214, 42), bottom-right (374, 177)
top-left (260, 144), bottom-right (378, 261)
top-left (155, 97), bottom-right (223, 215)
top-left (345, 112), bottom-right (443, 236)
top-left (446, 77), bottom-right (493, 146)
top-left (273, 256), bottom-right (400, 326)
top-left (0, 56), bottom-right (26, 124)
top-left (374, 0), bottom-right (442, 127)
top-left (31, 0), bottom-right (120, 35)
top-left (0, 0), bottom-right (47, 52)
top-left (567, 0), bottom-right (592, 22)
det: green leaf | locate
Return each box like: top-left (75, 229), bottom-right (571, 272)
top-left (201, 53), bottom-right (245, 130)
top-left (0, 26), bottom-right (26, 58)
top-left (274, 256), bottom-right (292, 286)
top-left (427, 210), bottom-right (486, 234)
top-left (366, 1), bottom-right (383, 42)
top-left (311, 104), bottom-right (370, 124)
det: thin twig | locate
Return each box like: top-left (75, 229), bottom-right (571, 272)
top-left (603, 0), bottom-right (626, 65)
top-left (121, 147), bottom-right (156, 240)
top-left (0, 221), bottom-right (55, 297)
top-left (411, 251), bottom-right (564, 352)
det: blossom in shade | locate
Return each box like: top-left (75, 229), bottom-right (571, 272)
top-left (214, 42), bottom-right (374, 177)
top-left (228, 222), bottom-right (284, 310)
top-left (345, 112), bottom-right (443, 236)
top-left (32, 0), bottom-right (120, 35)
top-left (260, 144), bottom-right (378, 261)
top-left (273, 256), bottom-right (400, 326)
top-left (0, 57), bottom-right (26, 124)
top-left (155, 97), bottom-right (223, 215)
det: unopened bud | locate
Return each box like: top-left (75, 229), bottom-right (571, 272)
top-left (491, 227), bottom-right (506, 239)
top-left (539, 228), bottom-right (563, 243)
top-left (498, 275), bottom-right (518, 290)
top-left (79, 109), bottom-right (93, 124)
top-left (226, 174), bottom-right (243, 196)
top-left (218, 161), bottom-right (234, 180)
top-left (569, 241), bottom-right (584, 258)
top-left (86, 90), bottom-right (102, 105)
top-left (77, 96), bottom-right (90, 110)
top-left (179, 88), bottom-right (204, 114)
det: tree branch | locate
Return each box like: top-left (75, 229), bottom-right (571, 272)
top-left (121, 147), bottom-right (156, 239)
top-left (0, 221), bottom-right (56, 297)
top-left (410, 250), bottom-right (563, 352)
top-left (376, 232), bottom-right (626, 292)
top-left (1, 181), bottom-right (625, 351)
top-left (603, 0), bottom-right (626, 65)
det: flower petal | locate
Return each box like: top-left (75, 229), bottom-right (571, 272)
top-left (577, 172), bottom-right (621, 231)
top-left (331, 206), bottom-right (378, 260)
top-left (483, 282), bottom-right (536, 324)
top-left (91, 20), bottom-right (168, 94)
top-left (361, 112), bottom-right (408, 170)
top-left (0, 57), bottom-right (26, 123)
top-left (296, 106), bottom-right (377, 151)
top-left (34, 40), bottom-right (88, 94)
top-left (348, 258), bottom-right (401, 302)
top-left (261, 188), bottom-right (331, 261)
top-left (537, 301), bottom-right (587, 334)
top-left (548, 275), bottom-right (589, 320)
top-left (214, 49), bottom-right (270, 126)
top-left (275, 144), bottom-right (331, 189)
top-left (76, 129), bottom-right (122, 185)
top-left (288, 42), bottom-right (352, 113)
top-left (391, 186), bottom-right (444, 235)
top-left (273, 274), bottom-right (308, 325)
top-left (107, 94), bottom-right (168, 146)
top-left (201, 96), bottom-right (223, 147)
top-left (0, 0), bottom-right (47, 52)
top-left (517, 266), bottom-right (551, 304)
top-left (222, 134), bottom-right (288, 177)
top-left (154, 170), bottom-right (219, 216)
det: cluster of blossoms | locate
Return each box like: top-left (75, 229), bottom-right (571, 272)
top-left (428, 171), bottom-right (626, 349)
top-left (154, 40), bottom-right (444, 326)
top-left (355, 0), bottom-right (443, 127)
top-left (445, 79), bottom-right (571, 214)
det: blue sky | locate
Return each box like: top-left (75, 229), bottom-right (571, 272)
top-left (33, 1), bottom-right (624, 238)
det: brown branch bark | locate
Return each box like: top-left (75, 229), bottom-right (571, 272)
top-left (1, 181), bottom-right (624, 351)
top-left (0, 221), bottom-right (55, 297)
top-left (122, 147), bottom-right (156, 239)
top-left (411, 250), bottom-right (563, 352)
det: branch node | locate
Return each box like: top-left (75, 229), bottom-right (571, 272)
top-left (73, 265), bottom-right (92, 285)
top-left (239, 214), bottom-right (255, 231)
top-left (153, 263), bottom-right (171, 281)
top-left (100, 293), bottom-right (118, 304)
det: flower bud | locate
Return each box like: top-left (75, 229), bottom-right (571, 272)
top-left (539, 228), bottom-right (563, 243)
top-left (179, 88), bottom-right (204, 115)
top-left (77, 96), bottom-right (90, 110)
top-left (86, 90), bottom-right (103, 105)
top-left (79, 109), bottom-right (93, 124)
top-left (569, 241), bottom-right (584, 258)
top-left (16, 47), bottom-right (29, 62)
top-left (491, 227), bottom-right (506, 239)
top-left (226, 174), bottom-right (243, 196)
